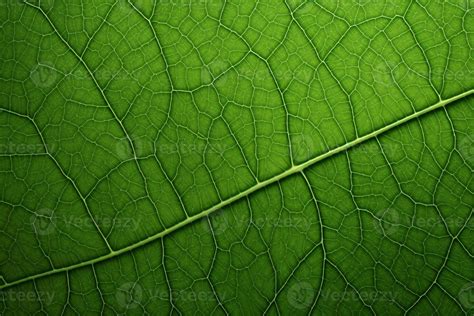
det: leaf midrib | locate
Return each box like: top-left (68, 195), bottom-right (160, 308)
top-left (1, 89), bottom-right (473, 291)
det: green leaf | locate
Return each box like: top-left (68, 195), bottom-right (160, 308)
top-left (1, 0), bottom-right (473, 315)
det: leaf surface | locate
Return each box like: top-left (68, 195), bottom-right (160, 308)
top-left (0, 0), bottom-right (473, 315)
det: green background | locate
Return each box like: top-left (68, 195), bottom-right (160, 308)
top-left (0, 0), bottom-right (473, 314)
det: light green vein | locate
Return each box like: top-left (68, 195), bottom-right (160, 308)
top-left (1, 89), bottom-right (473, 291)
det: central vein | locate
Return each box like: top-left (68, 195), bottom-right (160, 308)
top-left (1, 89), bottom-right (473, 291)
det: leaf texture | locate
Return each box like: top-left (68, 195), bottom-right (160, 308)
top-left (0, 0), bottom-right (473, 315)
